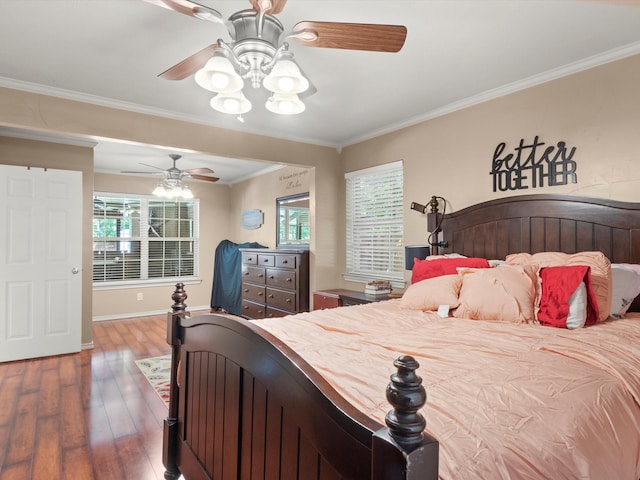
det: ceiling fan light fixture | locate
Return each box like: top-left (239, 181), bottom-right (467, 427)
top-left (153, 182), bottom-right (167, 197)
top-left (180, 184), bottom-right (194, 199)
top-left (210, 91), bottom-right (252, 114)
top-left (263, 59), bottom-right (309, 94)
top-left (195, 54), bottom-right (244, 93)
top-left (265, 93), bottom-right (305, 115)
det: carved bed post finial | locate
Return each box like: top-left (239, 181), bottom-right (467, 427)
top-left (428, 196), bottom-right (439, 213)
top-left (385, 355), bottom-right (427, 445)
top-left (171, 282), bottom-right (188, 314)
top-left (372, 355), bottom-right (438, 479)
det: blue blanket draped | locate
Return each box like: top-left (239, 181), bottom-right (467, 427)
top-left (210, 239), bottom-right (266, 316)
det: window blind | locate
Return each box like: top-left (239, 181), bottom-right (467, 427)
top-left (93, 194), bottom-right (199, 285)
top-left (345, 161), bottom-right (404, 283)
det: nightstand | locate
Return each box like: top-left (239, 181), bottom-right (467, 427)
top-left (313, 289), bottom-right (391, 310)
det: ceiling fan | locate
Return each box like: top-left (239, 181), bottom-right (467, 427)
top-left (121, 153), bottom-right (219, 188)
top-left (143, 0), bottom-right (407, 115)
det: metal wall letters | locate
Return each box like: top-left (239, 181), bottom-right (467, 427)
top-left (490, 136), bottom-right (577, 192)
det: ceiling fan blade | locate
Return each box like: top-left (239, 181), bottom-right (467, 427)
top-left (188, 174), bottom-right (220, 182)
top-left (139, 162), bottom-right (168, 171)
top-left (120, 170), bottom-right (164, 175)
top-left (143, 0), bottom-right (224, 23)
top-left (248, 0), bottom-right (288, 14)
top-left (185, 167), bottom-right (215, 175)
top-left (159, 43), bottom-right (217, 80)
top-left (291, 21), bottom-right (407, 53)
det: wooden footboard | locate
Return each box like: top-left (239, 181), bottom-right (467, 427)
top-left (162, 283), bottom-right (438, 480)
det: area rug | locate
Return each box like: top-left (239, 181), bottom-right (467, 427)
top-left (136, 354), bottom-right (171, 407)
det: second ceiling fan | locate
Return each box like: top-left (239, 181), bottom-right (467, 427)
top-left (144, 0), bottom-right (407, 115)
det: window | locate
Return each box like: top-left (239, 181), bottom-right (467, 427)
top-left (345, 161), bottom-right (404, 285)
top-left (93, 194), bottom-right (199, 285)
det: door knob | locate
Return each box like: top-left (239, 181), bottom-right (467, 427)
top-left (71, 267), bottom-right (80, 274)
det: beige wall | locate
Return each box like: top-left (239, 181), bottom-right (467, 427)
top-left (2, 52), bottom-right (639, 335)
top-left (228, 165), bottom-right (311, 247)
top-left (0, 86), bottom-right (342, 342)
top-left (341, 53), bottom-right (640, 286)
top-left (92, 172), bottom-right (232, 318)
top-left (0, 136), bottom-right (94, 344)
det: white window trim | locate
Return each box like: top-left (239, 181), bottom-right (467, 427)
top-left (92, 192), bottom-right (200, 286)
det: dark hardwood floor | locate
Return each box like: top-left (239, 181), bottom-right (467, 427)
top-left (0, 312), bottom-right (203, 480)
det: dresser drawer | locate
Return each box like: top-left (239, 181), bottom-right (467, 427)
top-left (275, 255), bottom-right (297, 269)
top-left (265, 307), bottom-right (290, 319)
top-left (257, 254), bottom-right (275, 267)
top-left (241, 252), bottom-right (258, 265)
top-left (242, 265), bottom-right (266, 284)
top-left (266, 287), bottom-right (296, 311)
top-left (242, 283), bottom-right (266, 303)
top-left (241, 300), bottom-right (266, 319)
top-left (266, 268), bottom-right (296, 289)
top-left (313, 291), bottom-right (343, 310)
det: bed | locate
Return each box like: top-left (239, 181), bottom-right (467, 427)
top-left (162, 194), bottom-right (640, 480)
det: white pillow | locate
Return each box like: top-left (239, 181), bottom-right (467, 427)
top-left (566, 282), bottom-right (587, 329)
top-left (609, 264), bottom-right (640, 318)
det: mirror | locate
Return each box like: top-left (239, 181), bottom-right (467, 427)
top-left (276, 193), bottom-right (310, 249)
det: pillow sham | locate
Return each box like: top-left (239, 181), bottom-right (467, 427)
top-left (505, 251), bottom-right (611, 322)
top-left (411, 257), bottom-right (490, 284)
top-left (537, 265), bottom-right (598, 328)
top-left (400, 274), bottom-right (462, 312)
top-left (453, 264), bottom-right (538, 324)
top-left (610, 263), bottom-right (640, 318)
top-left (420, 253), bottom-right (467, 261)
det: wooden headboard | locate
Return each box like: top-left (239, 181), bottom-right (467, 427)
top-left (427, 194), bottom-right (640, 263)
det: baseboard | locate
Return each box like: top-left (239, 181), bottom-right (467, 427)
top-left (92, 304), bottom-right (210, 322)
top-left (82, 341), bottom-right (95, 350)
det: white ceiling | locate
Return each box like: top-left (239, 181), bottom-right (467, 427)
top-left (1, 0), bottom-right (640, 184)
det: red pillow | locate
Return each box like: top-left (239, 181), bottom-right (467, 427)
top-left (537, 265), bottom-right (599, 328)
top-left (411, 257), bottom-right (490, 284)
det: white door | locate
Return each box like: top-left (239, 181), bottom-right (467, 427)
top-left (0, 165), bottom-right (82, 362)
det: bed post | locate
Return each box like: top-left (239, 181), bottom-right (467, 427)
top-left (162, 283), bottom-right (187, 480)
top-left (371, 355), bottom-right (439, 480)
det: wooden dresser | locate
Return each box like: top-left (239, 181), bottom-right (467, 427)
top-left (240, 248), bottom-right (309, 319)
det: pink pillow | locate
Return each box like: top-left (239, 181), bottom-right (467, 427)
top-left (400, 274), bottom-right (462, 311)
top-left (505, 251), bottom-right (611, 322)
top-left (411, 257), bottom-right (490, 284)
top-left (453, 264), bottom-right (538, 323)
top-left (537, 266), bottom-right (599, 328)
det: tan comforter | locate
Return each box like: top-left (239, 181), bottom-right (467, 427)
top-left (256, 299), bottom-right (640, 480)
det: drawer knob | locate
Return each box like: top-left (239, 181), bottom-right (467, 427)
top-left (268, 294), bottom-right (274, 299)
top-left (286, 278), bottom-right (292, 282)
top-left (286, 298), bottom-right (292, 303)
top-left (282, 260), bottom-right (288, 264)
top-left (258, 273), bottom-right (264, 278)
top-left (243, 305), bottom-right (248, 310)
top-left (243, 289), bottom-right (249, 292)
top-left (269, 275), bottom-right (274, 279)
top-left (258, 292), bottom-right (264, 296)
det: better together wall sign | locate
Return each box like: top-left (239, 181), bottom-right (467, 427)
top-left (490, 135), bottom-right (577, 192)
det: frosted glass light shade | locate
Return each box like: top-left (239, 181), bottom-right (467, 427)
top-left (263, 59), bottom-right (309, 94)
top-left (195, 56), bottom-right (244, 93)
top-left (265, 93), bottom-right (305, 115)
top-left (210, 91), bottom-right (252, 114)
top-left (180, 184), bottom-right (194, 199)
